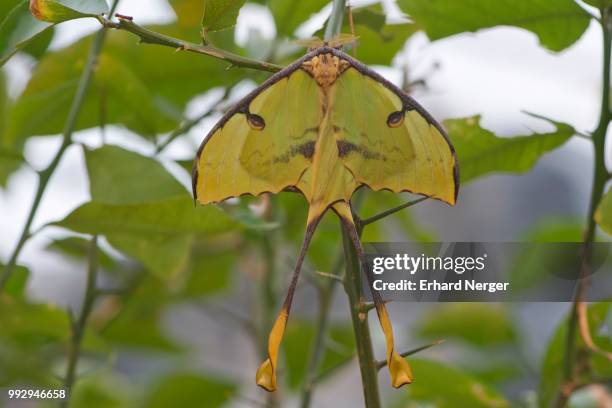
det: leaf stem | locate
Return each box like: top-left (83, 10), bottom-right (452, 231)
top-left (375, 339), bottom-right (444, 370)
top-left (300, 254), bottom-right (343, 408)
top-left (154, 82), bottom-right (235, 154)
top-left (361, 197), bottom-right (429, 227)
top-left (557, 6), bottom-right (611, 407)
top-left (0, 1), bottom-right (119, 291)
top-left (61, 235), bottom-right (99, 407)
top-left (325, 0), bottom-right (347, 41)
top-left (324, 4), bottom-right (381, 405)
top-left (341, 225), bottom-right (381, 408)
top-left (99, 16), bottom-right (282, 73)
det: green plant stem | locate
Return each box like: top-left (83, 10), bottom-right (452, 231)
top-left (557, 8), bottom-right (611, 407)
top-left (260, 235), bottom-right (278, 356)
top-left (324, 0), bottom-right (381, 404)
top-left (154, 85), bottom-right (233, 154)
top-left (260, 204), bottom-right (280, 408)
top-left (325, 0), bottom-right (347, 40)
top-left (300, 254), bottom-right (343, 408)
top-left (300, 281), bottom-right (336, 408)
top-left (62, 236), bottom-right (99, 407)
top-left (0, 2), bottom-right (119, 292)
top-left (341, 227), bottom-right (381, 408)
top-left (375, 340), bottom-right (444, 370)
top-left (361, 197), bottom-right (428, 227)
top-left (100, 16), bottom-right (282, 73)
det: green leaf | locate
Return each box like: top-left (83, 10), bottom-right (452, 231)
top-left (222, 201), bottom-right (280, 230)
top-left (0, 298), bottom-right (69, 346)
top-left (143, 373), bottom-right (235, 408)
top-left (509, 218), bottom-right (585, 292)
top-left (284, 321), bottom-right (354, 389)
top-left (84, 145), bottom-right (187, 204)
top-left (269, 0), bottom-right (329, 36)
top-left (101, 297), bottom-right (179, 351)
top-left (336, 6), bottom-right (418, 65)
top-left (52, 197), bottom-right (237, 236)
top-left (68, 373), bottom-right (135, 408)
top-left (0, 298), bottom-right (68, 386)
top-left (1, 264), bottom-right (29, 297)
top-left (354, 23), bottom-right (417, 66)
top-left (29, 0), bottom-right (108, 23)
top-left (539, 302), bottom-right (611, 408)
top-left (100, 277), bottom-right (180, 351)
top-left (444, 116), bottom-right (574, 183)
top-left (0, 0), bottom-right (52, 66)
top-left (6, 25), bottom-right (239, 145)
top-left (595, 188), bottom-right (612, 235)
top-left (350, 7), bottom-right (386, 32)
top-left (520, 217), bottom-right (584, 243)
top-left (52, 197), bottom-right (238, 278)
top-left (202, 0), bottom-right (246, 33)
top-left (180, 248), bottom-right (235, 297)
top-left (6, 38), bottom-right (178, 145)
top-left (394, 359), bottom-right (510, 408)
top-left (168, 0), bottom-right (206, 29)
top-left (417, 303), bottom-right (517, 347)
top-left (82, 145), bottom-right (199, 279)
top-left (583, 0), bottom-right (612, 9)
top-left (0, 148), bottom-right (24, 187)
top-left (0, 0), bottom-right (103, 66)
top-left (397, 0), bottom-right (591, 52)
top-left (0, 71), bottom-right (25, 186)
top-left (20, 25), bottom-right (54, 59)
top-left (46, 236), bottom-right (116, 269)
top-left (107, 233), bottom-right (193, 280)
top-left (0, 65), bottom-right (7, 133)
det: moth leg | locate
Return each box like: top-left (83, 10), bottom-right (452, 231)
top-left (334, 201), bottom-right (413, 388)
top-left (255, 210), bottom-right (323, 391)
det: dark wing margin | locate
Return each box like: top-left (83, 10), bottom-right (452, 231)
top-left (191, 48), bottom-right (325, 202)
top-left (192, 46), bottom-right (459, 204)
top-left (327, 47), bottom-right (460, 203)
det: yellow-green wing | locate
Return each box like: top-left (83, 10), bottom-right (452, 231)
top-left (331, 67), bottom-right (458, 205)
top-left (193, 69), bottom-right (321, 204)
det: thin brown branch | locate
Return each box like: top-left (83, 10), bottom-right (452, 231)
top-left (577, 302), bottom-right (612, 361)
top-left (557, 6), bottom-right (612, 407)
top-left (61, 236), bottom-right (100, 407)
top-left (98, 15), bottom-right (282, 73)
top-left (314, 270), bottom-right (344, 283)
top-left (361, 197), bottom-right (428, 227)
top-left (375, 340), bottom-right (445, 370)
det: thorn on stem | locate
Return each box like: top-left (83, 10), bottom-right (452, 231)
top-left (375, 339), bottom-right (445, 370)
top-left (114, 13), bottom-right (133, 21)
top-left (315, 270), bottom-right (344, 283)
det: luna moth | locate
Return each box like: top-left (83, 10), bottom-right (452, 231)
top-left (192, 44), bottom-right (459, 391)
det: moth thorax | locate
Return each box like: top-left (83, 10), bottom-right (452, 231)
top-left (302, 53), bottom-right (349, 88)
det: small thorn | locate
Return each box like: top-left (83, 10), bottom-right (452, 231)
top-left (315, 270), bottom-right (343, 283)
top-left (359, 302), bottom-right (376, 313)
top-left (114, 13), bottom-right (133, 21)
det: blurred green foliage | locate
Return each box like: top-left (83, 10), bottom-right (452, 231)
top-left (202, 0), bottom-right (246, 33)
top-left (444, 116), bottom-right (574, 183)
top-left (539, 302), bottom-right (611, 407)
top-left (417, 303), bottom-right (517, 347)
top-left (394, 359), bottom-right (511, 407)
top-left (397, 0), bottom-right (591, 52)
